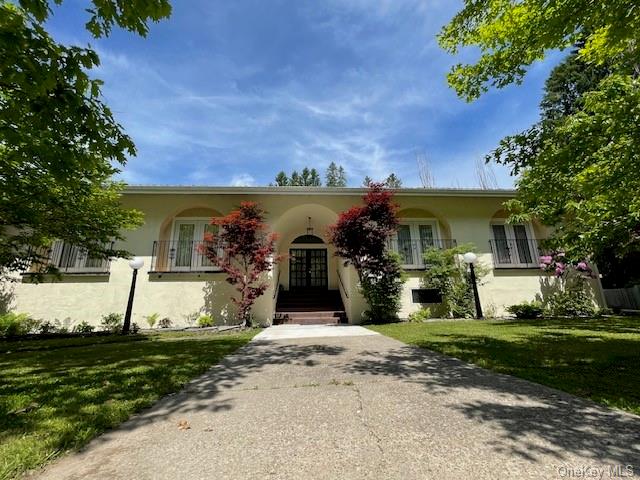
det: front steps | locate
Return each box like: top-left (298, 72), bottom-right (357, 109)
top-left (274, 290), bottom-right (347, 325)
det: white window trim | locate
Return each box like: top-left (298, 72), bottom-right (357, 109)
top-left (489, 220), bottom-right (539, 268)
top-left (170, 217), bottom-right (222, 272)
top-left (392, 218), bottom-right (440, 269)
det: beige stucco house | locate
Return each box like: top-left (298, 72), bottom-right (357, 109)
top-left (12, 186), bottom-right (605, 327)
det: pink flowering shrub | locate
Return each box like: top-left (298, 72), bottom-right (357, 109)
top-left (539, 251), bottom-right (594, 278)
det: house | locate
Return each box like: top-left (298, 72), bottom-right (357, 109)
top-left (12, 186), bottom-right (605, 326)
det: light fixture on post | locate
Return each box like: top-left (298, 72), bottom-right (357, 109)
top-left (462, 252), bottom-right (483, 319)
top-left (123, 257), bottom-right (144, 334)
top-left (306, 216), bottom-right (314, 236)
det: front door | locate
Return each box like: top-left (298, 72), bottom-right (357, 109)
top-left (289, 248), bottom-right (328, 290)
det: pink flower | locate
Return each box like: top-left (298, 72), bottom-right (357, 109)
top-left (576, 261), bottom-right (589, 271)
top-left (540, 255), bottom-right (553, 265)
top-left (539, 263), bottom-right (548, 269)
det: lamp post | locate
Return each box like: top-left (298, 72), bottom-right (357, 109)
top-left (123, 257), bottom-right (144, 334)
top-left (463, 252), bottom-right (483, 319)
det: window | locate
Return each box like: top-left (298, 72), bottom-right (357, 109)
top-left (41, 240), bottom-right (111, 273)
top-left (490, 222), bottom-right (538, 268)
top-left (392, 220), bottom-right (438, 268)
top-left (171, 219), bottom-right (221, 271)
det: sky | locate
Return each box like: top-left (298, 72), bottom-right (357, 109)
top-left (46, 0), bottom-right (564, 188)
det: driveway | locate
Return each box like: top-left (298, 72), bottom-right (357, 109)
top-left (34, 325), bottom-right (640, 479)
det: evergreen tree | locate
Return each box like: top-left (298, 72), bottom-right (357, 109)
top-left (337, 166), bottom-right (347, 187)
top-left (309, 168), bottom-right (321, 186)
top-left (362, 176), bottom-right (373, 187)
top-left (326, 162), bottom-right (347, 187)
top-left (274, 171), bottom-right (290, 186)
top-left (384, 173), bottom-right (403, 188)
top-left (301, 167), bottom-right (311, 186)
top-left (290, 170), bottom-right (302, 186)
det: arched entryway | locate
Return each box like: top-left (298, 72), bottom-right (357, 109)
top-left (289, 234), bottom-right (328, 291)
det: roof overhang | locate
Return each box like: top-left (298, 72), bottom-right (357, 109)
top-left (123, 185), bottom-right (516, 198)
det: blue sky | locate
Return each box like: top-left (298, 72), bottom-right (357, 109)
top-left (46, 0), bottom-right (563, 188)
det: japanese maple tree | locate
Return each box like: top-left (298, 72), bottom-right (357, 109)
top-left (203, 202), bottom-right (281, 327)
top-left (329, 184), bottom-right (405, 322)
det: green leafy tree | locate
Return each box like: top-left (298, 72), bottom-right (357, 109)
top-left (326, 162), bottom-right (347, 187)
top-left (0, 1), bottom-right (171, 274)
top-left (438, 0), bottom-right (639, 101)
top-left (274, 171), bottom-right (290, 186)
top-left (440, 2), bottom-right (640, 268)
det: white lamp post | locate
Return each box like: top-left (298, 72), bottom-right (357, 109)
top-left (123, 257), bottom-right (144, 334)
top-left (463, 252), bottom-right (483, 319)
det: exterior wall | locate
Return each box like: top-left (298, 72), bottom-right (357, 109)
top-left (9, 187), bottom-right (605, 327)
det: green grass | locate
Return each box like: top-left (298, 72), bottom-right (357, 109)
top-left (369, 317), bottom-right (640, 415)
top-left (0, 330), bottom-right (256, 480)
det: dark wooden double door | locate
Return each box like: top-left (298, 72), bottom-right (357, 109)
top-left (289, 248), bottom-right (328, 290)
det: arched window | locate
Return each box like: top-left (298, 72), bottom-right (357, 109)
top-left (292, 234), bottom-right (325, 244)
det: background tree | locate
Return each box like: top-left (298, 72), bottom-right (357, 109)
top-left (326, 162), bottom-right (347, 187)
top-left (308, 168), bottom-right (321, 186)
top-left (474, 157), bottom-right (498, 190)
top-left (204, 202), bottom-right (281, 327)
top-left (328, 184), bottom-right (405, 322)
top-left (0, 1), bottom-right (171, 274)
top-left (384, 173), bottom-right (402, 189)
top-left (362, 176), bottom-right (373, 187)
top-left (290, 170), bottom-right (302, 186)
top-left (301, 167), bottom-right (311, 186)
top-left (416, 152), bottom-right (435, 188)
top-left (274, 171), bottom-right (290, 186)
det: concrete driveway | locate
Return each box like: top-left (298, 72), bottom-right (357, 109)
top-left (34, 325), bottom-right (640, 479)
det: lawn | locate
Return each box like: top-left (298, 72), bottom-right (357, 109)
top-left (0, 330), bottom-right (256, 480)
top-left (369, 317), bottom-right (640, 416)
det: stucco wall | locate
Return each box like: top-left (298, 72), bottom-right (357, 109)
top-left (10, 188), bottom-right (604, 327)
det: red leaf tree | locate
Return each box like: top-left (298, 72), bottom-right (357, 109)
top-left (203, 202), bottom-right (282, 327)
top-left (328, 184), bottom-right (405, 322)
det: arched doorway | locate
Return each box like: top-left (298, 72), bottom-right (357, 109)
top-left (289, 234), bottom-right (328, 291)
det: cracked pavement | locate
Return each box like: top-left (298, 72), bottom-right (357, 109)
top-left (32, 326), bottom-right (640, 479)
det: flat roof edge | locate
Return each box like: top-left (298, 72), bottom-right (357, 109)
top-left (122, 185), bottom-right (516, 197)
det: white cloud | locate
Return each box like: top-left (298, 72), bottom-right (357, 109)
top-left (230, 173), bottom-right (256, 187)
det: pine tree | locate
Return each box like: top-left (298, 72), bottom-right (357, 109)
top-left (326, 162), bottom-right (339, 186)
top-left (274, 171), bottom-right (290, 186)
top-left (336, 166), bottom-right (347, 187)
top-left (309, 168), bottom-right (322, 186)
top-left (363, 176), bottom-right (373, 187)
top-left (384, 173), bottom-right (402, 188)
top-left (290, 170), bottom-right (302, 186)
top-left (301, 167), bottom-right (311, 186)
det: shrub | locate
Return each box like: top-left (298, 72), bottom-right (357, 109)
top-left (0, 312), bottom-right (39, 337)
top-left (407, 307), bottom-right (432, 322)
top-left (360, 252), bottom-right (406, 323)
top-left (197, 314), bottom-right (215, 327)
top-left (545, 290), bottom-right (596, 317)
top-left (422, 244), bottom-right (487, 318)
top-left (158, 317), bottom-right (173, 329)
top-left (72, 321), bottom-right (94, 333)
top-left (38, 320), bottom-right (59, 334)
top-left (130, 322), bottom-right (140, 334)
top-left (144, 313), bottom-right (159, 328)
top-left (506, 301), bottom-right (544, 319)
top-left (100, 313), bottom-right (123, 333)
